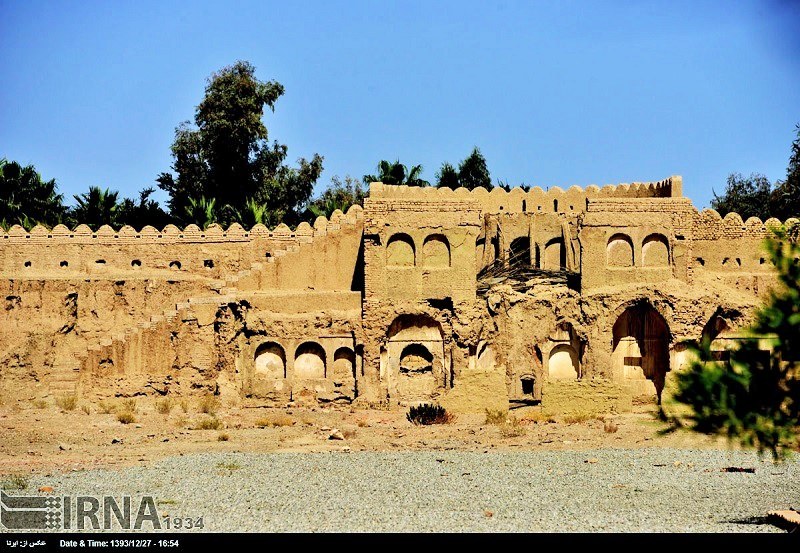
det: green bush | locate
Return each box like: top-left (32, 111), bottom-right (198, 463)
top-left (662, 225), bottom-right (800, 460)
top-left (407, 403), bottom-right (452, 425)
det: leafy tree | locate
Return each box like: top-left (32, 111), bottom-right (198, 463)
top-left (662, 224), bottom-right (800, 459)
top-left (69, 187), bottom-right (119, 229)
top-left (116, 188), bottom-right (171, 229)
top-left (435, 162), bottom-right (459, 189)
top-left (769, 123), bottom-right (800, 220)
top-left (435, 147), bottom-right (492, 191)
top-left (711, 173), bottom-right (773, 220)
top-left (0, 158), bottom-right (66, 229)
top-left (184, 196), bottom-right (218, 229)
top-left (363, 160), bottom-right (430, 187)
top-left (157, 61), bottom-right (323, 225)
top-left (308, 175), bottom-right (365, 219)
top-left (458, 147), bottom-right (492, 191)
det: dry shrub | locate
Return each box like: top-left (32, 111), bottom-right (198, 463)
top-left (217, 433), bottom-right (230, 442)
top-left (173, 415), bottom-right (189, 428)
top-left (195, 416), bottom-right (222, 430)
top-left (156, 397), bottom-right (173, 415)
top-left (179, 399), bottom-right (189, 413)
top-left (198, 394), bottom-right (219, 416)
top-left (562, 412), bottom-right (592, 424)
top-left (499, 417), bottom-right (526, 438)
top-left (98, 400), bottom-right (116, 414)
top-left (342, 428), bottom-right (357, 439)
top-left (355, 418), bottom-right (369, 428)
top-left (255, 414), bottom-right (294, 428)
top-left (485, 409), bottom-right (508, 425)
top-left (407, 404), bottom-right (454, 425)
top-left (1, 474), bottom-right (29, 491)
top-left (55, 394), bottom-right (77, 411)
top-left (31, 399), bottom-right (48, 410)
top-left (119, 398), bottom-right (137, 413)
top-left (521, 411), bottom-right (550, 424)
top-left (117, 411), bottom-right (136, 424)
top-left (80, 404), bottom-right (91, 415)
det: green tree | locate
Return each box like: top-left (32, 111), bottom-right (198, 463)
top-left (116, 188), bottom-right (171, 229)
top-left (435, 162), bottom-right (459, 189)
top-left (157, 61), bottom-right (323, 225)
top-left (363, 160), bottom-right (430, 187)
top-left (458, 147), bottom-right (492, 191)
top-left (70, 187), bottom-right (120, 229)
top-left (711, 173), bottom-right (773, 220)
top-left (0, 158), bottom-right (66, 229)
top-left (435, 147), bottom-right (492, 191)
top-left (769, 123), bottom-right (800, 220)
top-left (662, 224), bottom-right (800, 459)
top-left (308, 175), bottom-right (365, 219)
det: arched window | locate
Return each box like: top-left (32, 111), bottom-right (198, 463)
top-left (387, 233), bottom-right (415, 267)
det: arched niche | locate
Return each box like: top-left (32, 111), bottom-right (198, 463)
top-left (333, 347), bottom-right (356, 380)
top-left (387, 233), bottom-right (415, 267)
top-left (607, 234), bottom-right (634, 267)
top-left (386, 314), bottom-right (445, 401)
top-left (254, 342), bottom-right (286, 378)
top-left (543, 238), bottom-right (565, 270)
top-left (548, 344), bottom-right (579, 380)
top-left (399, 343), bottom-right (433, 374)
top-left (642, 234), bottom-right (669, 267)
top-left (423, 234), bottom-right (450, 267)
top-left (611, 303), bottom-right (670, 402)
top-left (294, 342), bottom-right (326, 379)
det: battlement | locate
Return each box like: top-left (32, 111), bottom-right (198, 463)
top-left (368, 176), bottom-right (680, 214)
top-left (0, 205), bottom-right (364, 244)
top-left (692, 209), bottom-right (799, 240)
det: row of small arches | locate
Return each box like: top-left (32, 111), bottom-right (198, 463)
top-left (607, 234), bottom-right (670, 268)
top-left (387, 234), bottom-right (451, 268)
top-left (254, 341), bottom-right (356, 380)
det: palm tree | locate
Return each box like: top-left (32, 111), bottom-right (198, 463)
top-left (184, 196), bottom-right (217, 229)
top-left (71, 187), bottom-right (120, 229)
top-left (363, 160), bottom-right (430, 187)
top-left (234, 197), bottom-right (269, 228)
top-left (0, 158), bottom-right (66, 228)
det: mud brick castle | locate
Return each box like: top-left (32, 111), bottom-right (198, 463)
top-left (2, 177), bottom-right (793, 414)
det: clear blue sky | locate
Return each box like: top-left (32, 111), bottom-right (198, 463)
top-left (1, 0), bottom-right (798, 209)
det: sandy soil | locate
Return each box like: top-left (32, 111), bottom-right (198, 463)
top-left (0, 395), bottom-right (756, 477)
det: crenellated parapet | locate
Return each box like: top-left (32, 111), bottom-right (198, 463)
top-left (0, 204), bottom-right (364, 244)
top-left (368, 176), bottom-right (679, 214)
top-left (692, 209), bottom-right (798, 241)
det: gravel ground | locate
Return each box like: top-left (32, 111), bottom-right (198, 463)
top-left (14, 448), bottom-right (800, 532)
